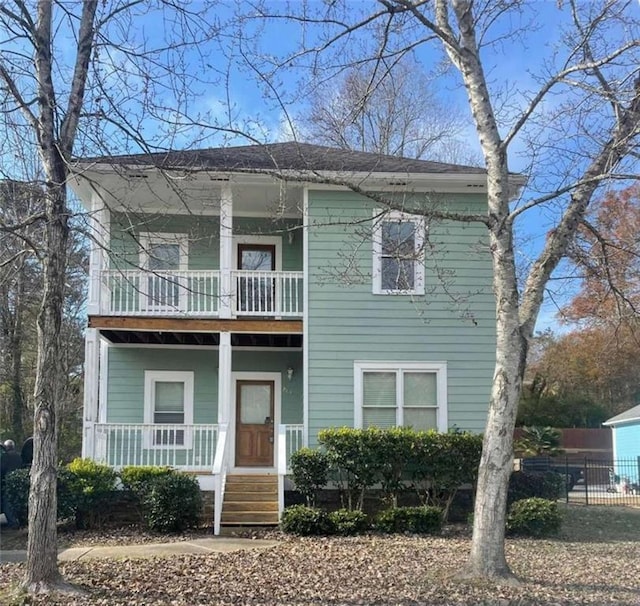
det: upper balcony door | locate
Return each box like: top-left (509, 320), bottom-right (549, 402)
top-left (140, 233), bottom-right (189, 313)
top-left (234, 236), bottom-right (282, 316)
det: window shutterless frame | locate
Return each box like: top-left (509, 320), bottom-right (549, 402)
top-left (372, 210), bottom-right (426, 295)
top-left (354, 361), bottom-right (448, 432)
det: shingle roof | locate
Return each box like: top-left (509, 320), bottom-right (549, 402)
top-left (603, 404), bottom-right (640, 426)
top-left (76, 141), bottom-right (487, 175)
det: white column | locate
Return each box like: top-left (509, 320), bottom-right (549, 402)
top-left (87, 192), bottom-right (110, 315)
top-left (82, 328), bottom-right (101, 458)
top-left (219, 184), bottom-right (233, 319)
top-left (217, 332), bottom-right (232, 424)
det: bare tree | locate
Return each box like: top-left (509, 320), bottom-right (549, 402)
top-left (300, 56), bottom-right (479, 164)
top-left (239, 0), bottom-right (640, 581)
top-left (0, 0), bottom-right (224, 595)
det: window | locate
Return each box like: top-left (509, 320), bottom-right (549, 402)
top-left (144, 371), bottom-right (194, 447)
top-left (354, 362), bottom-right (447, 431)
top-left (139, 233), bottom-right (188, 311)
top-left (373, 211), bottom-right (425, 295)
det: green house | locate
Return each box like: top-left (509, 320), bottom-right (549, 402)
top-left (71, 142), bottom-right (519, 532)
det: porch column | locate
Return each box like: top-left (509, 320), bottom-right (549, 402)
top-left (87, 192), bottom-right (110, 315)
top-left (219, 184), bottom-right (233, 319)
top-left (82, 328), bottom-right (101, 458)
top-left (217, 331), bottom-right (232, 424)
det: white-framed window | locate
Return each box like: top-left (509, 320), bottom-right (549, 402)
top-left (144, 370), bottom-right (194, 447)
top-left (372, 211), bottom-right (425, 295)
top-left (139, 233), bottom-right (189, 311)
top-left (354, 362), bottom-right (447, 431)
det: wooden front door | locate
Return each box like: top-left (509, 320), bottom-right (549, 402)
top-left (235, 380), bottom-right (275, 466)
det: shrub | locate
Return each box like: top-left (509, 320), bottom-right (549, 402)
top-left (508, 471), bottom-right (564, 505)
top-left (141, 471), bottom-right (202, 532)
top-left (3, 468), bottom-right (30, 527)
top-left (120, 466), bottom-right (174, 495)
top-left (3, 466), bottom-right (79, 527)
top-left (507, 498), bottom-right (562, 537)
top-left (410, 430), bottom-right (483, 521)
top-left (328, 508), bottom-right (369, 535)
top-left (375, 506), bottom-right (442, 534)
top-left (281, 505), bottom-right (332, 535)
top-left (290, 448), bottom-right (329, 506)
top-left (66, 458), bottom-right (118, 529)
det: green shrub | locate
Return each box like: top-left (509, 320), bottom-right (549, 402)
top-left (66, 458), bottom-right (118, 529)
top-left (328, 508), bottom-right (369, 535)
top-left (508, 471), bottom-right (564, 505)
top-left (120, 466), bottom-right (174, 495)
top-left (290, 448), bottom-right (329, 506)
top-left (507, 498), bottom-right (562, 537)
top-left (281, 505), bottom-right (332, 535)
top-left (318, 427), bottom-right (382, 510)
top-left (376, 506), bottom-right (443, 534)
top-left (410, 430), bottom-right (483, 522)
top-left (3, 466), bottom-right (79, 527)
top-left (141, 471), bottom-right (202, 532)
top-left (3, 468), bottom-right (30, 527)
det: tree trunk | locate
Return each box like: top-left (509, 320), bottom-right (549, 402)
top-left (10, 270), bottom-right (25, 443)
top-left (22, 180), bottom-right (69, 592)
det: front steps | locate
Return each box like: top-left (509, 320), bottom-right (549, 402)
top-left (220, 474), bottom-right (279, 526)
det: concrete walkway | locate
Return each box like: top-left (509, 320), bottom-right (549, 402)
top-left (1, 537), bottom-right (278, 564)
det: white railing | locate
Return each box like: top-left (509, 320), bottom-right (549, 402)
top-left (101, 269), bottom-right (220, 316)
top-left (278, 423), bottom-right (305, 517)
top-left (233, 270), bottom-right (303, 316)
top-left (92, 423), bottom-right (218, 470)
top-left (99, 269), bottom-right (303, 318)
top-left (213, 423), bottom-right (230, 536)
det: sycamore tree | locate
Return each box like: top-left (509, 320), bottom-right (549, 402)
top-left (238, 0), bottom-right (640, 581)
top-left (0, 0), bottom-right (223, 595)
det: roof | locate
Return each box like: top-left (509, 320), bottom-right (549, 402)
top-left (75, 141), bottom-right (488, 176)
top-left (603, 404), bottom-right (640, 426)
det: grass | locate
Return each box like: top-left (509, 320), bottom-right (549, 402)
top-left (559, 503), bottom-right (640, 542)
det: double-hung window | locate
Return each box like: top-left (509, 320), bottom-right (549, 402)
top-left (144, 371), bottom-right (194, 447)
top-left (354, 362), bottom-right (447, 431)
top-left (373, 211), bottom-right (425, 295)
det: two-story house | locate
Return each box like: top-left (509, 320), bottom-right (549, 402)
top-left (71, 142), bottom-right (510, 532)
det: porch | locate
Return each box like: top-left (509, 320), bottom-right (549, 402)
top-left (87, 421), bottom-right (304, 533)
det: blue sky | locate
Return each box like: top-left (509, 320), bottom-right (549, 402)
top-left (3, 0), bottom-right (638, 333)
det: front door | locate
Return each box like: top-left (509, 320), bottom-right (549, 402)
top-left (235, 380), bottom-right (275, 466)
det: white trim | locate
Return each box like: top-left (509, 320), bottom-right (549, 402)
top-left (98, 338), bottom-right (109, 424)
top-left (302, 187), bottom-right (309, 447)
top-left (143, 370), bottom-right (195, 448)
top-left (372, 210), bottom-right (426, 296)
top-left (230, 371), bottom-right (282, 472)
top-left (353, 361), bottom-right (447, 432)
top-left (218, 332), bottom-right (232, 424)
top-left (232, 235), bottom-right (283, 271)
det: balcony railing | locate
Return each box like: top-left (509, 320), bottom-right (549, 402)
top-left (92, 423), bottom-right (219, 471)
top-left (99, 269), bottom-right (303, 317)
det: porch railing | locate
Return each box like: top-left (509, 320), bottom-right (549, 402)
top-left (233, 270), bottom-right (303, 316)
top-left (92, 423), bottom-right (219, 471)
top-left (213, 423), bottom-right (230, 536)
top-left (101, 269), bottom-right (220, 316)
top-left (99, 269), bottom-right (303, 317)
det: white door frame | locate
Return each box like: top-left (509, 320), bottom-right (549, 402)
top-left (230, 371), bottom-right (282, 473)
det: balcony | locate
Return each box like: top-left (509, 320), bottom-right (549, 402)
top-left (100, 269), bottom-right (303, 318)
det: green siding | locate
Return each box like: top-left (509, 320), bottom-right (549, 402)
top-left (306, 190), bottom-right (495, 443)
top-left (109, 213), bottom-right (302, 271)
top-left (232, 350), bottom-right (303, 424)
top-left (107, 348), bottom-right (218, 424)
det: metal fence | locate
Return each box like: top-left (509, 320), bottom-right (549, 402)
top-left (566, 457), bottom-right (640, 506)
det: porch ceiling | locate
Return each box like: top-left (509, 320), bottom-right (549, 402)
top-left (101, 329), bottom-right (302, 348)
